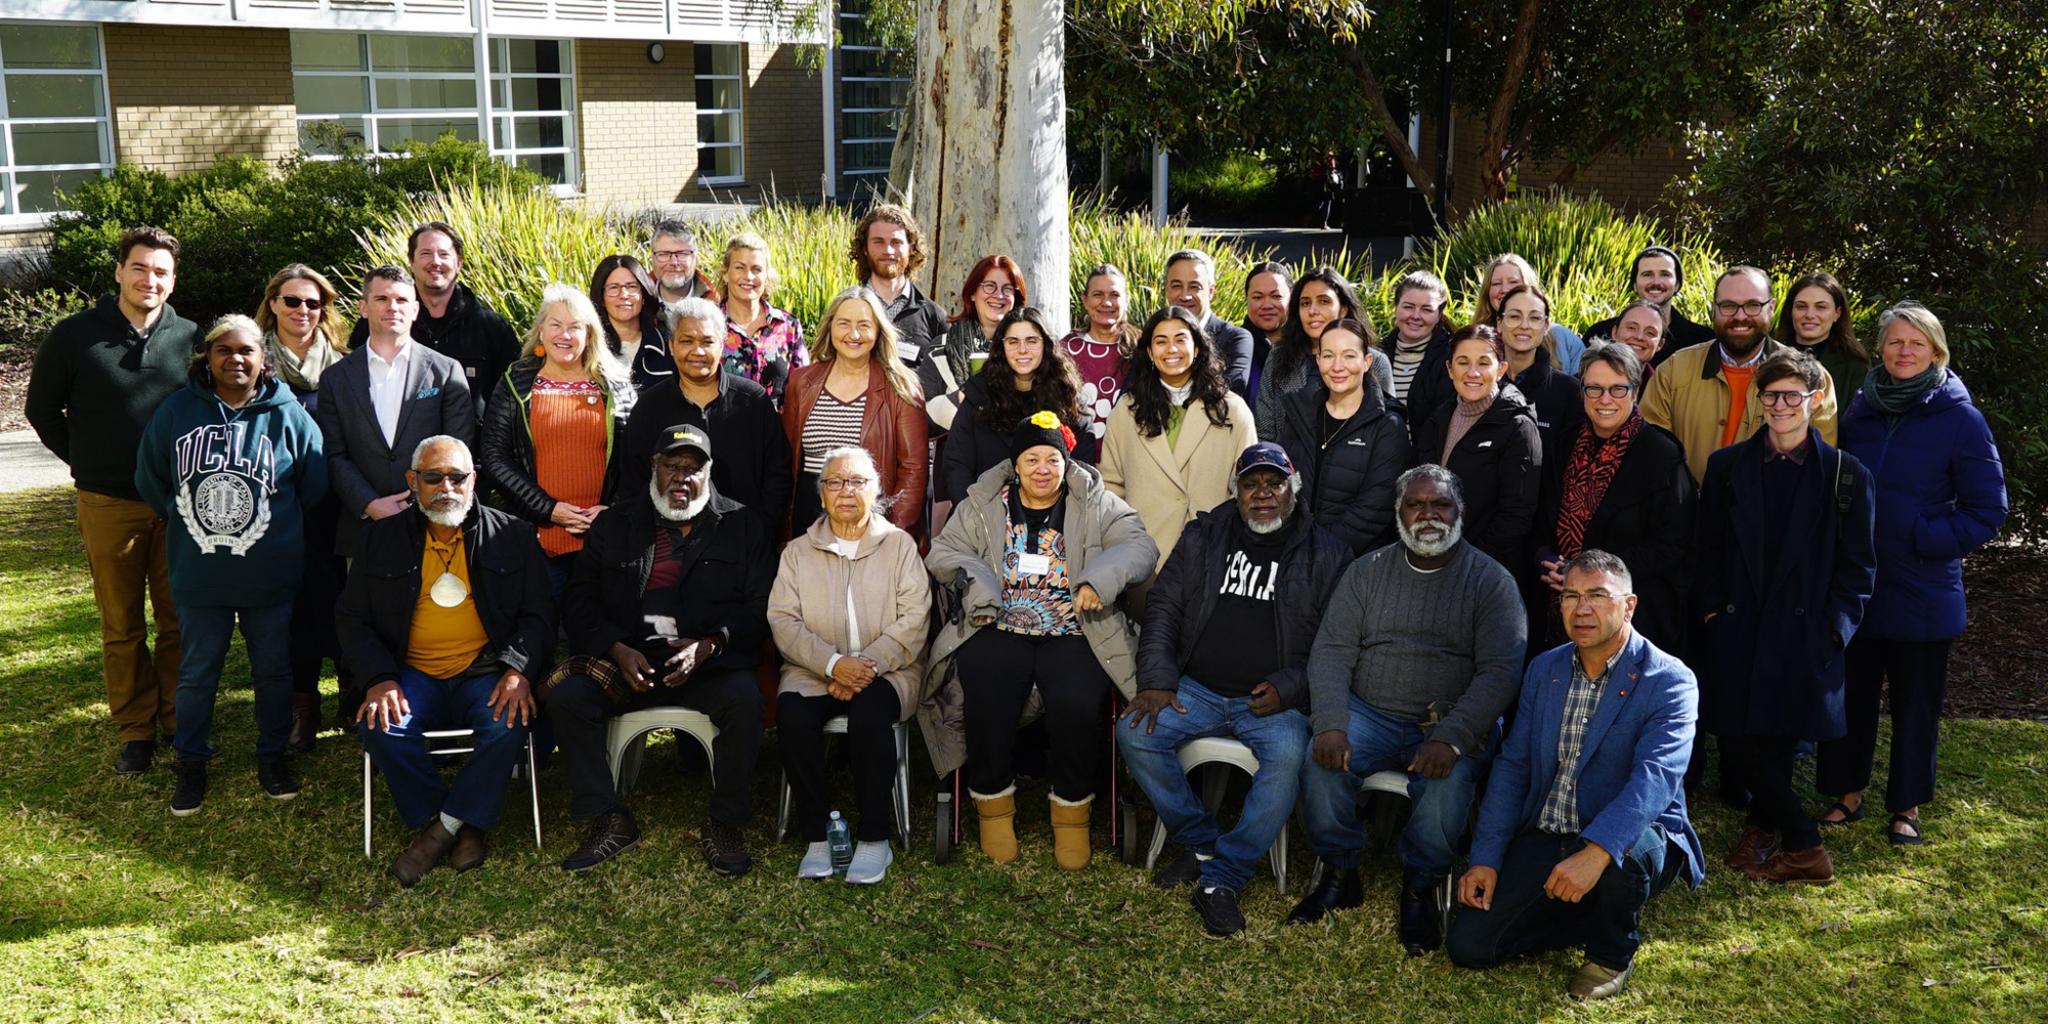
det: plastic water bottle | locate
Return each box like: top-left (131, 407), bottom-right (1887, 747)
top-left (827, 810), bottom-right (854, 876)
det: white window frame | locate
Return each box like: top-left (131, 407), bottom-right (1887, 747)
top-left (0, 21), bottom-right (114, 229)
top-left (694, 43), bottom-right (744, 187)
top-left (835, 5), bottom-right (907, 189)
top-left (487, 37), bottom-right (577, 194)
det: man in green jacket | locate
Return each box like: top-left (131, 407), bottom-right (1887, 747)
top-left (26, 226), bottom-right (196, 775)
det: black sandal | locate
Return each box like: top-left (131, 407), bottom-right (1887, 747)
top-left (1888, 813), bottom-right (1926, 846)
top-left (1818, 799), bottom-right (1865, 826)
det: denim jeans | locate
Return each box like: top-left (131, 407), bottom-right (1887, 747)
top-left (1445, 825), bottom-right (1683, 972)
top-left (172, 602), bottom-right (294, 762)
top-left (357, 668), bottom-right (527, 830)
top-left (1117, 677), bottom-right (1310, 891)
top-left (1299, 694), bottom-right (1489, 874)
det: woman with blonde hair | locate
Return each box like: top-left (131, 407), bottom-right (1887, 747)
top-left (782, 287), bottom-right (929, 536)
top-left (718, 230), bottom-right (807, 408)
top-left (1473, 253), bottom-right (1584, 373)
top-left (480, 283), bottom-right (636, 591)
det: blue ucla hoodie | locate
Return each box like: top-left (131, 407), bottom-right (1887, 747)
top-left (135, 377), bottom-right (329, 608)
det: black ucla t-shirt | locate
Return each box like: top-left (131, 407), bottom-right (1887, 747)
top-left (1184, 522), bottom-right (1286, 698)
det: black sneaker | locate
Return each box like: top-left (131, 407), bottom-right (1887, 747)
top-left (699, 819), bottom-right (753, 877)
top-left (257, 755), bottom-right (301, 800)
top-left (1192, 885), bottom-right (1245, 938)
top-left (563, 810), bottom-right (643, 872)
top-left (1151, 848), bottom-right (1204, 888)
top-left (170, 760), bottom-right (207, 816)
top-left (115, 739), bottom-right (155, 776)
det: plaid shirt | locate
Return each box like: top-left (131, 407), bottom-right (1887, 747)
top-left (1537, 650), bottom-right (1619, 835)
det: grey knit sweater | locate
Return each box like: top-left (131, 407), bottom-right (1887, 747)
top-left (1306, 541), bottom-right (1526, 753)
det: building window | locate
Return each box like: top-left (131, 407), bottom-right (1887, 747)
top-left (290, 32), bottom-right (577, 189)
top-left (836, 0), bottom-right (908, 199)
top-left (0, 22), bottom-right (112, 221)
top-left (694, 43), bottom-right (743, 185)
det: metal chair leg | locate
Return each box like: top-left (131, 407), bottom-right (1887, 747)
top-left (362, 751), bottom-right (373, 859)
top-left (527, 735), bottom-right (543, 850)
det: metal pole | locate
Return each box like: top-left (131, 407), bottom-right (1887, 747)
top-left (822, 30), bottom-right (837, 200)
top-left (1433, 0), bottom-right (1454, 222)
top-left (1151, 139), bottom-right (1168, 227)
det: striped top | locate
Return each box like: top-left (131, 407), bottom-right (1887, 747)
top-left (1389, 341), bottom-right (1430, 404)
top-left (531, 375), bottom-right (610, 557)
top-left (800, 389), bottom-right (868, 474)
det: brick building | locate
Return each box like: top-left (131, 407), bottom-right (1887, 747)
top-left (0, 1), bottom-right (911, 245)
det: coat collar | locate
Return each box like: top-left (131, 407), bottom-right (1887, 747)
top-left (802, 510), bottom-right (897, 558)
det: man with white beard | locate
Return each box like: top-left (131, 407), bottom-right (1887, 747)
top-left (1289, 464), bottom-right (1526, 955)
top-left (342, 435), bottom-right (553, 888)
top-left (549, 425), bottom-right (775, 877)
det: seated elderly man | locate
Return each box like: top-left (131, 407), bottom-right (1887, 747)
top-left (1118, 442), bottom-right (1351, 937)
top-left (1293, 464), bottom-right (1526, 953)
top-left (1446, 549), bottom-right (1703, 1002)
top-left (550, 425), bottom-right (775, 877)
top-left (343, 435), bottom-right (552, 887)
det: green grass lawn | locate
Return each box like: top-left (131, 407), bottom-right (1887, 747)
top-left (1, 486), bottom-right (2043, 1024)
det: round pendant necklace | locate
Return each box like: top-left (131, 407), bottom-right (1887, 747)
top-left (427, 541), bottom-right (468, 608)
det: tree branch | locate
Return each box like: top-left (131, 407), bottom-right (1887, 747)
top-left (1482, 0), bottom-right (1546, 200)
top-left (1344, 46), bottom-right (1437, 211)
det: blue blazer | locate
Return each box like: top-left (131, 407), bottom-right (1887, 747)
top-left (1470, 629), bottom-right (1705, 889)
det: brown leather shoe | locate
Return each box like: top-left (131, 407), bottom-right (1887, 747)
top-left (1723, 826), bottom-right (1779, 870)
top-left (289, 692), bottom-right (320, 752)
top-left (450, 825), bottom-right (489, 873)
top-left (391, 820), bottom-right (457, 887)
top-left (1567, 959), bottom-right (1632, 1001)
top-left (1743, 845), bottom-right (1834, 885)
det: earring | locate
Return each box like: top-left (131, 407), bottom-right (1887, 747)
top-left (534, 343), bottom-right (546, 357)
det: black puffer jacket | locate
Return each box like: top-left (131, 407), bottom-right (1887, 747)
top-left (1383, 327), bottom-right (1454, 434)
top-left (1137, 501), bottom-right (1352, 709)
top-left (1272, 382), bottom-right (1415, 555)
top-left (1414, 383), bottom-right (1544, 574)
top-left (479, 358), bottom-right (636, 526)
top-left (1509, 347), bottom-right (1585, 447)
top-left (939, 375), bottom-right (1098, 503)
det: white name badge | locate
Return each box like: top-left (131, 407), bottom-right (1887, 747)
top-left (1017, 553), bottom-right (1052, 577)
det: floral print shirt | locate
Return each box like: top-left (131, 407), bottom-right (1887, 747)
top-left (722, 304), bottom-right (807, 408)
top-left (997, 486), bottom-right (1079, 637)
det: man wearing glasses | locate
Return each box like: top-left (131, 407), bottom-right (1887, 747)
top-left (1639, 265), bottom-right (1839, 484)
top-left (650, 220), bottom-right (715, 305)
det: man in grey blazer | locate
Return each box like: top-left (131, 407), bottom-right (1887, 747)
top-left (316, 265), bottom-right (475, 558)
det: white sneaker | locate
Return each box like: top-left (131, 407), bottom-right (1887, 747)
top-left (797, 841), bottom-right (834, 879)
top-left (844, 840), bottom-right (893, 884)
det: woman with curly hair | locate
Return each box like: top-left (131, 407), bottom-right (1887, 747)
top-left (940, 306), bottom-right (1093, 502)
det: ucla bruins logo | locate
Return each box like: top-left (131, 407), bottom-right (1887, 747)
top-left (194, 473), bottom-right (255, 536)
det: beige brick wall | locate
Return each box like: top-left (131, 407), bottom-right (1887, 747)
top-left (575, 39), bottom-right (825, 209)
top-left (103, 24), bottom-right (297, 173)
top-left (1414, 117), bottom-right (1695, 222)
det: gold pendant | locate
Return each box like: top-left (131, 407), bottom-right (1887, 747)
top-left (429, 571), bottom-right (468, 608)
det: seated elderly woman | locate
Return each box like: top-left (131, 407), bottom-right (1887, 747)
top-left (925, 412), bottom-right (1157, 870)
top-left (769, 446), bottom-right (932, 884)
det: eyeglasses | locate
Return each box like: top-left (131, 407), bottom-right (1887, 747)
top-left (977, 281), bottom-right (1018, 298)
top-left (652, 249), bottom-right (696, 264)
top-left (278, 295), bottom-right (323, 310)
top-left (1713, 300), bottom-right (1770, 316)
top-left (1582, 384), bottom-right (1635, 400)
top-left (1559, 589), bottom-right (1627, 607)
top-left (1757, 388), bottom-right (1816, 408)
top-left (1498, 310), bottom-right (1550, 326)
top-left (822, 476), bottom-right (872, 492)
top-left (416, 470), bottom-right (472, 487)
top-left (603, 283), bottom-right (638, 296)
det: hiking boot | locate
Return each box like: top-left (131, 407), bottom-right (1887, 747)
top-left (1192, 885), bottom-right (1245, 938)
top-left (562, 810), bottom-right (642, 872)
top-left (699, 819), bottom-right (753, 877)
top-left (1286, 861), bottom-right (1363, 925)
top-left (1151, 848), bottom-right (1203, 888)
top-left (257, 755), bottom-right (301, 800)
top-left (116, 739), bottom-right (157, 776)
top-left (391, 819), bottom-right (457, 887)
top-left (170, 759), bottom-right (207, 816)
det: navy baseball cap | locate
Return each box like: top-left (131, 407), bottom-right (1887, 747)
top-left (657, 423), bottom-right (713, 459)
top-left (1234, 442), bottom-right (1294, 478)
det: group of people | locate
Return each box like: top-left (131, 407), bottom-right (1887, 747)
top-left (24, 206), bottom-right (2008, 1001)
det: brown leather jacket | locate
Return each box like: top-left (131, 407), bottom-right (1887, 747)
top-left (782, 358), bottom-right (929, 537)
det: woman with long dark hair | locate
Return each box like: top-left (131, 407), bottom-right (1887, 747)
top-left (1242, 261), bottom-right (1292, 405)
top-left (1253, 266), bottom-right (1388, 437)
top-left (1493, 283), bottom-right (1585, 446)
top-left (1774, 272), bottom-right (1868, 397)
top-left (940, 306), bottom-right (1092, 501)
top-left (589, 254), bottom-right (673, 390)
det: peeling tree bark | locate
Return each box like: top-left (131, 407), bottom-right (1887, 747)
top-left (909, 0), bottom-right (1071, 331)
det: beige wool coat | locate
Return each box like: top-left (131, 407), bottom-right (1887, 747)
top-left (1098, 391), bottom-right (1257, 571)
top-left (768, 513), bottom-right (931, 721)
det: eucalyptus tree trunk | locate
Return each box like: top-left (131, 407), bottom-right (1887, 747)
top-left (907, 0), bottom-right (1071, 331)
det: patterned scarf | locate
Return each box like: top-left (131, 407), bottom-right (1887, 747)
top-left (1555, 409), bottom-right (1644, 559)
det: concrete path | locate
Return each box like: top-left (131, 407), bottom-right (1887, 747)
top-left (0, 429), bottom-right (71, 493)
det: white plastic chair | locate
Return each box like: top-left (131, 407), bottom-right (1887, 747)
top-left (361, 728), bottom-right (541, 858)
top-left (1143, 736), bottom-right (1293, 891)
top-left (1358, 768), bottom-right (1455, 924)
top-left (606, 707), bottom-right (720, 794)
top-left (773, 716), bottom-right (914, 850)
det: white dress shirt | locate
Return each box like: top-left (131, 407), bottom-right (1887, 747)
top-left (365, 337), bottom-right (415, 447)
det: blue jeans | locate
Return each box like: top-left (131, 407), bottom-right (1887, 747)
top-left (1117, 677), bottom-right (1309, 891)
top-left (1445, 825), bottom-right (1682, 971)
top-left (172, 603), bottom-right (294, 762)
top-left (357, 668), bottom-right (527, 830)
top-left (1300, 695), bottom-right (1488, 874)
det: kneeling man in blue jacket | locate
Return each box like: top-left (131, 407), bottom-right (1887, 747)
top-left (1446, 548), bottom-right (1703, 1002)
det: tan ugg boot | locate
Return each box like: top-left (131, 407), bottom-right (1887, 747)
top-left (1049, 794), bottom-right (1094, 870)
top-left (971, 786), bottom-right (1019, 864)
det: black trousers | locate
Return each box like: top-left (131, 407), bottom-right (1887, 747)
top-left (1817, 635), bottom-right (1953, 813)
top-left (1723, 735), bottom-right (1819, 851)
top-left (778, 686), bottom-right (901, 842)
top-left (955, 628), bottom-right (1111, 802)
top-left (289, 501), bottom-right (344, 696)
top-left (549, 667), bottom-right (763, 825)
top-left (1447, 827), bottom-right (1682, 973)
